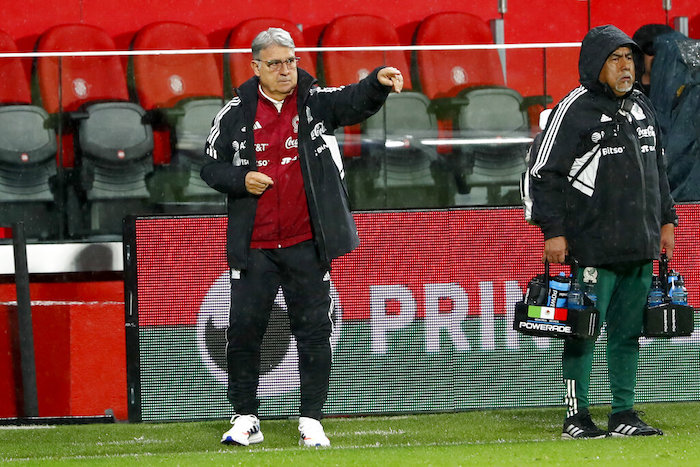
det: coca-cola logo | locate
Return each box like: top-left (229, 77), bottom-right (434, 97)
top-left (310, 122), bottom-right (326, 140)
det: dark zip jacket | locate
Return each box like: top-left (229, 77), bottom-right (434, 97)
top-left (201, 67), bottom-right (391, 270)
top-left (529, 25), bottom-right (677, 266)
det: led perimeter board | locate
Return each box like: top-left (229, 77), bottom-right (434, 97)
top-left (124, 206), bottom-right (700, 422)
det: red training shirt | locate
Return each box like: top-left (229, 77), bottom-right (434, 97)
top-left (249, 86), bottom-right (313, 249)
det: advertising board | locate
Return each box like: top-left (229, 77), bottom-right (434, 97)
top-left (125, 207), bottom-right (700, 422)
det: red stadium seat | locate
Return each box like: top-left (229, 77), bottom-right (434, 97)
top-left (318, 15), bottom-right (408, 159)
top-left (130, 21), bottom-right (222, 109)
top-left (0, 30), bottom-right (31, 105)
top-left (34, 24), bottom-right (154, 236)
top-left (129, 21), bottom-right (224, 205)
top-left (317, 15), bottom-right (412, 89)
top-left (412, 12), bottom-right (540, 204)
top-left (35, 24), bottom-right (133, 112)
top-left (0, 29), bottom-right (59, 238)
top-left (412, 12), bottom-right (505, 99)
top-left (317, 15), bottom-right (453, 209)
top-left (225, 18), bottom-right (313, 91)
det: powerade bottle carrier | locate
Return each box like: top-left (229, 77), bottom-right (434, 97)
top-left (514, 257), bottom-right (600, 339)
top-left (643, 253), bottom-right (694, 337)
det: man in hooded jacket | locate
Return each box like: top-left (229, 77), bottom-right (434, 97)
top-left (529, 25), bottom-right (677, 439)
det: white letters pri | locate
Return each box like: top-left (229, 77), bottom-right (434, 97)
top-left (369, 280), bottom-right (525, 354)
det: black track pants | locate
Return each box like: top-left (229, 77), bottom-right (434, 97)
top-left (226, 240), bottom-right (333, 420)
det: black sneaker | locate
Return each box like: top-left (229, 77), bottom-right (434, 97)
top-left (562, 411), bottom-right (608, 439)
top-left (608, 410), bottom-right (663, 437)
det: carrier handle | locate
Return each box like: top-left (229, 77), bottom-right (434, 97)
top-left (543, 255), bottom-right (579, 281)
top-left (659, 252), bottom-right (669, 295)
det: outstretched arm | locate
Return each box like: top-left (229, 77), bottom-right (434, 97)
top-left (316, 67), bottom-right (398, 129)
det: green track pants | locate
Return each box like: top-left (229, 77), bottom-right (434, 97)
top-left (563, 261), bottom-right (653, 417)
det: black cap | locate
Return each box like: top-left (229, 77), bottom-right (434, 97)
top-left (632, 23), bottom-right (674, 55)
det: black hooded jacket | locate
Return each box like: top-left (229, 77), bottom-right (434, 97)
top-left (529, 25), bottom-right (677, 266)
top-left (201, 68), bottom-right (391, 270)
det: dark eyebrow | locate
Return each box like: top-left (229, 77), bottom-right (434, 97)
top-left (610, 51), bottom-right (633, 59)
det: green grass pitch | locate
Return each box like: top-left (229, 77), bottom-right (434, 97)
top-left (2, 402), bottom-right (699, 465)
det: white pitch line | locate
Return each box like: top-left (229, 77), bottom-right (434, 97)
top-left (0, 425), bottom-right (56, 430)
top-left (330, 429), bottom-right (407, 436)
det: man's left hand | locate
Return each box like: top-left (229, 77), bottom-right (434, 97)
top-left (377, 67), bottom-right (403, 93)
top-left (660, 222), bottom-right (675, 259)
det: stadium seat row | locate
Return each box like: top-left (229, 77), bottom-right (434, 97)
top-left (0, 13), bottom-right (548, 239)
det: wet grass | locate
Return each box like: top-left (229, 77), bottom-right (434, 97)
top-left (1, 402), bottom-right (698, 465)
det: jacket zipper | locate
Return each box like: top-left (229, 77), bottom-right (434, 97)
top-left (297, 86), bottom-right (328, 261)
top-left (275, 108), bottom-right (283, 248)
top-left (621, 100), bottom-right (651, 248)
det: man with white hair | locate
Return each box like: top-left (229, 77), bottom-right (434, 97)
top-left (202, 27), bottom-right (403, 447)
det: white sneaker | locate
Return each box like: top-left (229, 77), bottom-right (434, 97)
top-left (221, 414), bottom-right (264, 446)
top-left (298, 416), bottom-right (330, 447)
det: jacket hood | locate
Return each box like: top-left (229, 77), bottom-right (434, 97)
top-left (578, 25), bottom-right (642, 96)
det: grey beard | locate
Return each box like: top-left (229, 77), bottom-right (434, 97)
top-left (615, 78), bottom-right (634, 94)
